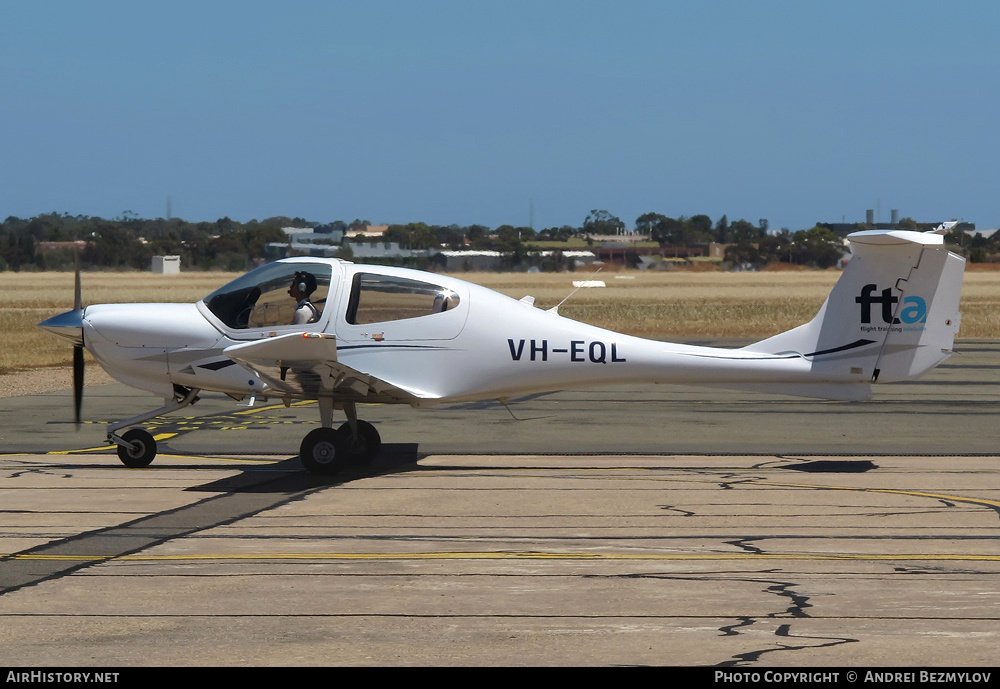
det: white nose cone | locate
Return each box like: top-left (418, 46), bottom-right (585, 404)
top-left (38, 309), bottom-right (85, 346)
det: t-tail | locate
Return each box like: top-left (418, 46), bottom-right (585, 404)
top-left (742, 223), bottom-right (965, 388)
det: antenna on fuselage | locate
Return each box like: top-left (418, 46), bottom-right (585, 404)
top-left (548, 265), bottom-right (604, 315)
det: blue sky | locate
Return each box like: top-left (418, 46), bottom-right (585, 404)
top-left (3, 1), bottom-right (998, 232)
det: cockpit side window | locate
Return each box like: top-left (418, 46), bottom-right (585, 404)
top-left (346, 273), bottom-right (460, 325)
top-left (203, 263), bottom-right (332, 329)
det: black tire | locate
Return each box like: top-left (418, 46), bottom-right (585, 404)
top-left (117, 428), bottom-right (157, 468)
top-left (336, 420), bottom-right (382, 464)
top-left (300, 427), bottom-right (347, 475)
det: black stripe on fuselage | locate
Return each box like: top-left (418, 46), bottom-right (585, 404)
top-left (803, 338), bottom-right (877, 358)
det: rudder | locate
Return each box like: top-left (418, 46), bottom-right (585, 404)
top-left (743, 227), bottom-right (965, 384)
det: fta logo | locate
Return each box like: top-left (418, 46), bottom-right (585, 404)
top-left (855, 284), bottom-right (927, 324)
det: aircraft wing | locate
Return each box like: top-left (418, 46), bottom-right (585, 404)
top-left (223, 333), bottom-right (429, 404)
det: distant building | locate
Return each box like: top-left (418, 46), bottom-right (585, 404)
top-left (350, 242), bottom-right (429, 260)
top-left (963, 228), bottom-right (999, 239)
top-left (346, 224), bottom-right (390, 239)
top-left (267, 225), bottom-right (348, 259)
top-left (151, 255), bottom-right (180, 274)
top-left (588, 234), bottom-right (650, 244)
top-left (433, 250), bottom-right (505, 271)
top-left (557, 250), bottom-right (598, 266)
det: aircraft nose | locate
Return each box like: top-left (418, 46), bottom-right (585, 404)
top-left (37, 308), bottom-right (85, 346)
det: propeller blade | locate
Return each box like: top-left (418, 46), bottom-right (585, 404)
top-left (37, 263), bottom-right (86, 425)
top-left (73, 344), bottom-right (84, 426)
top-left (74, 264), bottom-right (82, 311)
top-left (72, 258), bottom-right (84, 425)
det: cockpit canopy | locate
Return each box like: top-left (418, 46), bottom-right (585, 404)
top-left (203, 261), bottom-right (332, 329)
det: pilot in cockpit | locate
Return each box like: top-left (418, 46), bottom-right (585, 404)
top-left (288, 271), bottom-right (320, 325)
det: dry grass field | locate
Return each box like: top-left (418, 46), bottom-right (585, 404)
top-left (4, 265), bottom-right (1000, 378)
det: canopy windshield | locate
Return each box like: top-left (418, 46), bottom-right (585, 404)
top-left (203, 262), bottom-right (332, 329)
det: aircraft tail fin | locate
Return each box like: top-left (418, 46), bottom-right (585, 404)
top-left (742, 225), bottom-right (965, 383)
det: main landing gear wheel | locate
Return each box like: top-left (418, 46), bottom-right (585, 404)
top-left (300, 427), bottom-right (348, 475)
top-left (117, 428), bottom-right (157, 468)
top-left (336, 420), bottom-right (382, 464)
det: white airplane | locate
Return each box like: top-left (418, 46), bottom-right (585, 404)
top-left (38, 225), bottom-right (965, 475)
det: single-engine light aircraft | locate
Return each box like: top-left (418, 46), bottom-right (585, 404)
top-left (38, 225), bottom-right (965, 475)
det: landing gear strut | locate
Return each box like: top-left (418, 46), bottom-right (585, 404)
top-left (104, 387), bottom-right (382, 475)
top-left (107, 386), bottom-right (200, 469)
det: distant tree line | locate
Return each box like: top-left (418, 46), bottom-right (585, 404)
top-left (0, 213), bottom-right (294, 272)
top-left (0, 210), bottom-right (977, 272)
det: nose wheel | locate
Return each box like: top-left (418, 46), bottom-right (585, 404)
top-left (116, 428), bottom-right (157, 468)
top-left (107, 386), bottom-right (200, 469)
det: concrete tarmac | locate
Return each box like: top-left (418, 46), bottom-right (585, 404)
top-left (1, 341), bottom-right (999, 667)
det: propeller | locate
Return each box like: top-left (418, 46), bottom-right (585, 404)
top-left (37, 263), bottom-right (86, 426)
top-left (72, 266), bottom-right (84, 425)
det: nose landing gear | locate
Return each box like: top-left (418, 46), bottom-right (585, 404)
top-left (107, 386), bottom-right (200, 469)
top-left (116, 428), bottom-right (158, 468)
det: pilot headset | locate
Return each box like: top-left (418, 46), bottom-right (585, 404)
top-left (294, 271), bottom-right (316, 296)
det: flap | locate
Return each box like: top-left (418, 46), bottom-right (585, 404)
top-left (224, 332), bottom-right (428, 403)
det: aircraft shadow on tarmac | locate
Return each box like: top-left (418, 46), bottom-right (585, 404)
top-left (184, 442), bottom-right (423, 494)
top-left (0, 443), bottom-right (422, 596)
top-left (780, 459), bottom-right (878, 473)
top-left (179, 448), bottom-right (881, 496)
